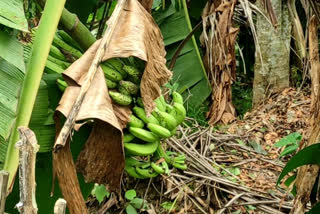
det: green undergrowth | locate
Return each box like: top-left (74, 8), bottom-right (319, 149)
top-left (232, 79), bottom-right (253, 118)
top-left (186, 102), bottom-right (209, 127)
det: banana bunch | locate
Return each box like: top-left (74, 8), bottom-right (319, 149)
top-left (123, 91), bottom-right (187, 179)
top-left (29, 28), bottom-right (188, 179)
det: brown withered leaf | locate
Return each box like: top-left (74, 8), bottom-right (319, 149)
top-left (55, 0), bottom-right (170, 192)
top-left (101, 0), bottom-right (171, 114)
top-left (202, 0), bottom-right (238, 125)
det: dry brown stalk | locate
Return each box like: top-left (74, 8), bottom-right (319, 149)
top-left (15, 127), bottom-right (39, 214)
top-left (0, 171), bottom-right (9, 214)
top-left (291, 15), bottom-right (320, 214)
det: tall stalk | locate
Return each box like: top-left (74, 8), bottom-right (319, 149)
top-left (4, 0), bottom-right (66, 190)
top-left (182, 0), bottom-right (207, 80)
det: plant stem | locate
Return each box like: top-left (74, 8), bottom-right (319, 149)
top-left (4, 0), bottom-right (66, 191)
top-left (38, 0), bottom-right (96, 50)
top-left (181, 0), bottom-right (208, 81)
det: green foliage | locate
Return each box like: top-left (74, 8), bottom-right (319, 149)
top-left (154, 0), bottom-right (211, 108)
top-left (277, 143), bottom-right (320, 185)
top-left (274, 132), bottom-right (301, 157)
top-left (0, 0), bottom-right (28, 31)
top-left (5, 125), bottom-right (94, 214)
top-left (161, 201), bottom-right (176, 211)
top-left (124, 189), bottom-right (148, 214)
top-left (65, 0), bottom-right (99, 23)
top-left (125, 189), bottom-right (137, 201)
top-left (92, 184), bottom-right (110, 204)
top-left (308, 202), bottom-right (320, 214)
top-left (232, 80), bottom-right (252, 117)
top-left (0, 31), bottom-right (25, 72)
top-left (186, 103), bottom-right (209, 126)
top-left (126, 204), bottom-right (138, 214)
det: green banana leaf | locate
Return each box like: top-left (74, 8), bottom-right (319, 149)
top-left (154, 1), bottom-right (211, 108)
top-left (0, 32), bottom-right (55, 168)
top-left (0, 0), bottom-right (28, 31)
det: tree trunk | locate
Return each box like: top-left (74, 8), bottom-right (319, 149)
top-left (253, 0), bottom-right (291, 107)
top-left (290, 16), bottom-right (320, 214)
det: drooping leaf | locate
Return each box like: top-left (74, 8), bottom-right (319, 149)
top-left (29, 81), bottom-right (56, 153)
top-left (0, 0), bottom-right (28, 31)
top-left (279, 144), bottom-right (298, 157)
top-left (0, 58), bottom-right (24, 169)
top-left (156, 2), bottom-right (211, 108)
top-left (0, 31), bottom-right (25, 72)
top-left (0, 36), bottom-right (55, 168)
top-left (274, 132), bottom-right (302, 147)
top-left (277, 144), bottom-right (320, 184)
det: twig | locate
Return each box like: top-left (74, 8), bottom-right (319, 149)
top-left (0, 171), bottom-right (9, 214)
top-left (54, 199), bottom-right (67, 214)
top-left (168, 21), bottom-right (202, 70)
top-left (98, 194), bottom-right (117, 214)
top-left (15, 127), bottom-right (39, 214)
top-left (217, 193), bottom-right (245, 214)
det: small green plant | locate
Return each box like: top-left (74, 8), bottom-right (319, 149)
top-left (274, 132), bottom-right (302, 157)
top-left (91, 184), bottom-right (110, 204)
top-left (125, 189), bottom-right (148, 214)
top-left (161, 201), bottom-right (176, 213)
top-left (277, 143), bottom-right (320, 213)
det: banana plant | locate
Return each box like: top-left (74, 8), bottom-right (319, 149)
top-left (154, 0), bottom-right (211, 108)
top-left (2, 0), bottom-right (67, 190)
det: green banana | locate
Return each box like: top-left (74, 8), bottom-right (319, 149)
top-left (172, 91), bottom-right (184, 105)
top-left (166, 104), bottom-right (175, 114)
top-left (57, 79), bottom-right (67, 92)
top-left (124, 140), bottom-right (159, 156)
top-left (119, 80), bottom-right (139, 95)
top-left (124, 133), bottom-right (135, 143)
top-left (136, 97), bottom-right (144, 107)
top-left (101, 64), bottom-right (123, 82)
top-left (173, 103), bottom-right (186, 124)
top-left (127, 75), bottom-right (140, 84)
top-left (123, 65), bottom-right (140, 78)
top-left (125, 158), bottom-right (147, 179)
top-left (57, 30), bottom-right (83, 51)
top-left (151, 162), bottom-right (164, 174)
top-left (49, 44), bottom-right (66, 61)
top-left (125, 165), bottom-right (146, 179)
top-left (45, 60), bottom-right (65, 74)
top-left (151, 161), bottom-right (169, 175)
top-left (129, 127), bottom-right (159, 143)
top-left (109, 91), bottom-right (132, 105)
top-left (153, 109), bottom-right (177, 130)
top-left (155, 144), bottom-right (172, 164)
top-left (147, 123), bottom-right (171, 138)
top-left (47, 55), bottom-right (71, 68)
top-left (53, 34), bottom-right (83, 58)
top-left (104, 58), bottom-right (125, 75)
top-left (172, 162), bottom-right (187, 170)
top-left (159, 95), bottom-right (167, 108)
top-left (135, 165), bottom-right (158, 178)
top-left (154, 96), bottom-right (166, 112)
top-left (106, 78), bottom-right (118, 89)
top-left (128, 115), bottom-right (144, 128)
top-left (118, 85), bottom-right (130, 96)
top-left (132, 106), bottom-right (159, 125)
